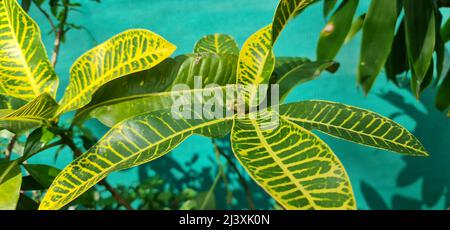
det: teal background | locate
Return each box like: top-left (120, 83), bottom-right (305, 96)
top-left (26, 0), bottom-right (450, 210)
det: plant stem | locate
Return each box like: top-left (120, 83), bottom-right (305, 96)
top-left (51, 3), bottom-right (69, 67)
top-left (98, 180), bottom-right (134, 210)
top-left (200, 168), bottom-right (222, 210)
top-left (211, 139), bottom-right (256, 210)
top-left (32, 0), bottom-right (57, 32)
top-left (5, 134), bottom-right (17, 160)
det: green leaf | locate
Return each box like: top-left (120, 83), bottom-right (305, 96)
top-left (21, 127), bottom-right (55, 161)
top-left (385, 20), bottom-right (408, 84)
top-left (231, 110), bottom-right (355, 210)
top-left (24, 164), bottom-right (61, 188)
top-left (16, 194), bottom-right (39, 210)
top-left (0, 94), bottom-right (59, 134)
top-left (57, 29), bottom-right (176, 115)
top-left (442, 18), bottom-right (450, 43)
top-left (403, 0), bottom-right (435, 83)
top-left (272, 61), bottom-right (339, 102)
top-left (0, 161), bottom-right (22, 210)
top-left (237, 25), bottom-right (274, 106)
top-left (436, 70), bottom-right (450, 111)
top-left (344, 14), bottom-right (365, 44)
top-left (0, 95), bottom-right (27, 110)
top-left (40, 109), bottom-right (233, 210)
top-left (194, 34), bottom-right (239, 55)
top-left (74, 53), bottom-right (237, 126)
top-left (317, 0), bottom-right (359, 61)
top-left (279, 100), bottom-right (428, 156)
top-left (435, 11), bottom-right (445, 81)
top-left (323, 0), bottom-right (337, 18)
top-left (272, 0), bottom-right (319, 44)
top-left (272, 57), bottom-right (311, 81)
top-left (358, 0), bottom-right (398, 93)
top-left (0, 0), bottom-right (58, 101)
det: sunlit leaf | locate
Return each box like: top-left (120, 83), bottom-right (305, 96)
top-left (344, 14), bottom-right (365, 44)
top-left (57, 29), bottom-right (176, 115)
top-left (75, 53), bottom-right (237, 126)
top-left (40, 109), bottom-right (232, 210)
top-left (237, 25), bottom-right (274, 105)
top-left (358, 0), bottom-right (398, 93)
top-left (272, 0), bottom-right (319, 44)
top-left (0, 0), bottom-right (58, 100)
top-left (317, 0), bottom-right (358, 61)
top-left (0, 161), bottom-right (22, 210)
top-left (0, 94), bottom-right (58, 134)
top-left (280, 100), bottom-right (428, 156)
top-left (194, 34), bottom-right (239, 55)
top-left (231, 110), bottom-right (355, 210)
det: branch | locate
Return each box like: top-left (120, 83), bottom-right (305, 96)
top-left (5, 134), bottom-right (17, 160)
top-left (51, 1), bottom-right (69, 67)
top-left (212, 139), bottom-right (256, 210)
top-left (31, 0), bottom-right (56, 32)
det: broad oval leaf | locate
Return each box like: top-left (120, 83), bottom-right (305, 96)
top-left (39, 109), bottom-right (232, 210)
top-left (358, 0), bottom-right (398, 94)
top-left (404, 0), bottom-right (435, 83)
top-left (0, 0), bottom-right (58, 100)
top-left (272, 0), bottom-right (319, 44)
top-left (280, 100), bottom-right (428, 156)
top-left (0, 94), bottom-right (58, 134)
top-left (0, 161), bottom-right (22, 210)
top-left (317, 0), bottom-right (358, 61)
top-left (194, 34), bottom-right (239, 55)
top-left (74, 53), bottom-right (238, 126)
top-left (57, 29), bottom-right (176, 115)
top-left (231, 111), bottom-right (355, 210)
top-left (237, 25), bottom-right (274, 105)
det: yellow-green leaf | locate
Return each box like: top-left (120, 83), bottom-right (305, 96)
top-left (0, 94), bottom-right (58, 134)
top-left (272, 0), bottom-right (319, 44)
top-left (0, 161), bottom-right (22, 210)
top-left (231, 110), bottom-right (355, 210)
top-left (280, 100), bottom-right (428, 156)
top-left (237, 25), bottom-right (274, 106)
top-left (57, 29), bottom-right (176, 115)
top-left (0, 0), bottom-right (58, 101)
top-left (194, 34), bottom-right (239, 55)
top-left (39, 109), bottom-right (232, 210)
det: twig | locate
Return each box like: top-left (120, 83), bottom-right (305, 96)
top-left (211, 139), bottom-right (233, 205)
top-left (99, 180), bottom-right (134, 210)
top-left (212, 139), bottom-right (256, 210)
top-left (51, 1), bottom-right (69, 67)
top-left (32, 0), bottom-right (56, 32)
top-left (5, 134), bottom-right (17, 160)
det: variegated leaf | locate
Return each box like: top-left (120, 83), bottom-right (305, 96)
top-left (57, 29), bottom-right (176, 115)
top-left (194, 34), bottom-right (239, 55)
top-left (0, 94), bottom-right (58, 134)
top-left (231, 110), bottom-right (355, 210)
top-left (0, 0), bottom-right (58, 100)
top-left (280, 100), bottom-right (428, 156)
top-left (39, 109), bottom-right (232, 210)
top-left (237, 25), bottom-right (274, 106)
top-left (272, 0), bottom-right (319, 44)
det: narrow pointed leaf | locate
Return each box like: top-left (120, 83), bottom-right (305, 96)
top-left (273, 61), bottom-right (339, 101)
top-left (272, 0), bottom-right (319, 44)
top-left (75, 53), bottom-right (237, 126)
top-left (403, 0), bottom-right (435, 83)
top-left (280, 101), bottom-right (428, 156)
top-left (0, 94), bottom-right (58, 133)
top-left (436, 70), bottom-right (450, 111)
top-left (344, 14), bottom-right (365, 44)
top-left (0, 161), bottom-right (22, 210)
top-left (323, 0), bottom-right (337, 18)
top-left (58, 29), bottom-right (176, 115)
top-left (237, 25), bottom-right (274, 105)
top-left (231, 111), bottom-right (355, 210)
top-left (385, 20), bottom-right (408, 84)
top-left (358, 0), bottom-right (398, 93)
top-left (317, 0), bottom-right (358, 61)
top-left (0, 0), bottom-right (58, 100)
top-left (272, 57), bottom-right (311, 81)
top-left (194, 34), bottom-right (239, 55)
top-left (442, 18), bottom-right (450, 43)
top-left (40, 109), bottom-right (232, 210)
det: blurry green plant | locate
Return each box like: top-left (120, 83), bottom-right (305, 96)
top-left (0, 0), bottom-right (429, 210)
top-left (318, 0), bottom-right (450, 112)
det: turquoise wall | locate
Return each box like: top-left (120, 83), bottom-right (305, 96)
top-left (27, 0), bottom-right (450, 210)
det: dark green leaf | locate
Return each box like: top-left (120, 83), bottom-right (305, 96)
top-left (385, 20), bottom-right (408, 85)
top-left (344, 13), bottom-right (365, 44)
top-left (23, 164), bottom-right (61, 188)
top-left (323, 0), bottom-right (337, 18)
top-left (358, 0), bottom-right (398, 93)
top-left (436, 69), bottom-right (450, 110)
